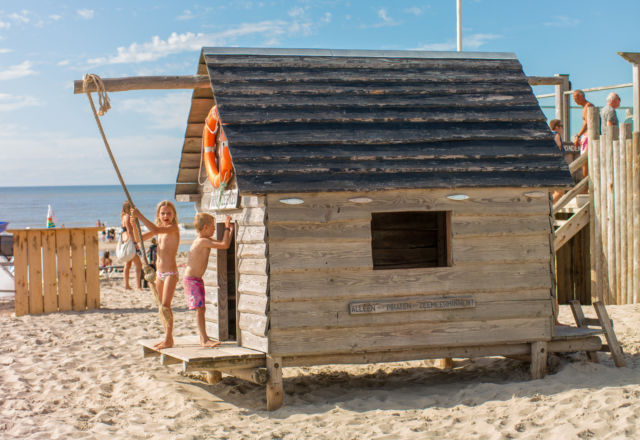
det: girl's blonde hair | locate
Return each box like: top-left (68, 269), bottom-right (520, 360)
top-left (121, 201), bottom-right (132, 216)
top-left (155, 200), bottom-right (178, 226)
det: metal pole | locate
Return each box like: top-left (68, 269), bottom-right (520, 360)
top-left (456, 0), bottom-right (462, 52)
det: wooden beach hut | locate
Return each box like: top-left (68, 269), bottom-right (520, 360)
top-left (148, 47), bottom-right (610, 410)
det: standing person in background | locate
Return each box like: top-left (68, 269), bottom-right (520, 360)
top-left (600, 92), bottom-right (620, 134)
top-left (121, 201), bottom-right (142, 291)
top-left (572, 90), bottom-right (594, 178)
top-left (549, 119), bottom-right (570, 203)
top-left (143, 238), bottom-right (158, 289)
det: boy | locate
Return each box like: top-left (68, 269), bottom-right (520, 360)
top-left (183, 213), bottom-right (235, 347)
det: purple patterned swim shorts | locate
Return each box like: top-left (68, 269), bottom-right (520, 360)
top-left (183, 276), bottom-right (205, 310)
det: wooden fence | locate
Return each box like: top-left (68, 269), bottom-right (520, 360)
top-left (587, 107), bottom-right (640, 304)
top-left (10, 227), bottom-right (101, 316)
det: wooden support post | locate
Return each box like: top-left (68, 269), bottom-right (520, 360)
top-left (205, 371), bottom-right (223, 385)
top-left (221, 367), bottom-right (269, 385)
top-left (618, 128), bottom-right (628, 304)
top-left (555, 74), bottom-right (571, 141)
top-left (613, 139), bottom-right (622, 304)
top-left (605, 132), bottom-right (616, 304)
top-left (266, 356), bottom-right (283, 411)
top-left (593, 302), bottom-right (626, 367)
top-left (530, 341), bottom-right (547, 380)
top-left (216, 224), bottom-right (229, 341)
top-left (27, 231), bottom-right (43, 314)
top-left (435, 358), bottom-right (454, 369)
top-left (634, 133), bottom-right (640, 304)
top-left (568, 300), bottom-right (599, 362)
top-left (586, 107), bottom-right (601, 302)
top-left (623, 126), bottom-right (634, 304)
top-left (598, 138), bottom-right (610, 303)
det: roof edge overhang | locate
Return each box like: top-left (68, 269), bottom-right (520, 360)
top-left (201, 47), bottom-right (517, 60)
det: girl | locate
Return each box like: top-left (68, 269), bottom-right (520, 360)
top-left (132, 200), bottom-right (180, 349)
top-left (120, 201), bottom-right (142, 290)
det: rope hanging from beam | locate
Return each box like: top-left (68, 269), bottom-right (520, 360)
top-left (81, 74), bottom-right (170, 328)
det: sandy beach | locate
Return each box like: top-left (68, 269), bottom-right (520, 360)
top-left (1, 258), bottom-right (639, 439)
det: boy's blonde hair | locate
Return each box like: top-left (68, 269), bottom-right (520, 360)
top-left (155, 200), bottom-right (178, 226)
top-left (193, 212), bottom-right (215, 232)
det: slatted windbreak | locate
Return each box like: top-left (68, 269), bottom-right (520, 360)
top-left (11, 227), bottom-right (101, 316)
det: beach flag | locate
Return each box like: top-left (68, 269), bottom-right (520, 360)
top-left (46, 205), bottom-right (56, 228)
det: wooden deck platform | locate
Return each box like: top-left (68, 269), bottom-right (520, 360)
top-left (552, 325), bottom-right (604, 340)
top-left (140, 337), bottom-right (266, 372)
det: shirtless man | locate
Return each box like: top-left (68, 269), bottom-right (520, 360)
top-left (132, 201), bottom-right (180, 349)
top-left (572, 89), bottom-right (594, 178)
top-left (183, 213), bottom-right (234, 347)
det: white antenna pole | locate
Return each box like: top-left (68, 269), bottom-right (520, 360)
top-left (457, 0), bottom-right (462, 52)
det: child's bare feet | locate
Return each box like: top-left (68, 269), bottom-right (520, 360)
top-left (154, 337), bottom-right (174, 349)
top-left (201, 338), bottom-right (221, 348)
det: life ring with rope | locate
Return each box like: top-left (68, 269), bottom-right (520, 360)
top-left (202, 105), bottom-right (234, 189)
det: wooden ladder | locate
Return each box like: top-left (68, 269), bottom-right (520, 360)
top-left (553, 154), bottom-right (590, 251)
top-left (568, 300), bottom-right (626, 367)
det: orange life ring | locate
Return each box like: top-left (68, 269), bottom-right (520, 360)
top-left (202, 105), bottom-right (234, 189)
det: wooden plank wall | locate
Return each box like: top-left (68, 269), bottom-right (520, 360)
top-left (587, 119), bottom-right (639, 304)
top-left (266, 188), bottom-right (554, 358)
top-left (555, 213), bottom-right (591, 305)
top-left (11, 228), bottom-right (101, 316)
top-left (203, 195), bottom-right (269, 352)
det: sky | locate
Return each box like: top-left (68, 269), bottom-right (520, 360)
top-left (0, 0), bottom-right (638, 187)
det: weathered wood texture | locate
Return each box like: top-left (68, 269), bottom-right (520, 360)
top-left (203, 197), bottom-right (270, 352)
top-left (266, 188), bottom-right (554, 357)
top-left (10, 228), bottom-right (101, 316)
top-left (555, 214), bottom-right (591, 305)
top-left (176, 49), bottom-right (572, 198)
top-left (73, 75), bottom-right (210, 94)
top-left (584, 116), bottom-right (639, 304)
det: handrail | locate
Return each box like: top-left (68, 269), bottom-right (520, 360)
top-left (569, 153), bottom-right (588, 175)
top-left (553, 177), bottom-right (589, 214)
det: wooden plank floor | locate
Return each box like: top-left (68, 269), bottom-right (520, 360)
top-left (552, 325), bottom-right (604, 341)
top-left (140, 336), bottom-right (266, 369)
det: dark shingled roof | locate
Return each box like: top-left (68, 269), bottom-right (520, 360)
top-left (175, 47), bottom-right (571, 197)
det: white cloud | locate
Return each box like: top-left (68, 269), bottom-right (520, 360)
top-left (0, 93), bottom-right (41, 111)
top-left (0, 48), bottom-right (12, 54)
top-left (0, 20), bottom-right (10, 29)
top-left (404, 6), bottom-right (428, 16)
top-left (87, 22), bottom-right (294, 65)
top-left (57, 59), bottom-right (69, 66)
top-left (50, 14), bottom-right (62, 21)
top-left (544, 16), bottom-right (579, 27)
top-left (414, 33), bottom-right (501, 51)
top-left (77, 9), bottom-right (94, 19)
top-left (9, 10), bottom-right (30, 24)
top-left (119, 93), bottom-right (192, 130)
top-left (361, 8), bottom-right (400, 28)
top-left (177, 9), bottom-right (194, 20)
top-left (321, 12), bottom-right (331, 23)
top-left (0, 61), bottom-right (36, 80)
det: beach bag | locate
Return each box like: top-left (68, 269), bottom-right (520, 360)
top-left (116, 233), bottom-right (136, 263)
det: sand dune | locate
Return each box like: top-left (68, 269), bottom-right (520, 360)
top-left (1, 271), bottom-right (639, 439)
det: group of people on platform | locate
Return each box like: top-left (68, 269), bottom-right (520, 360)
top-left (549, 90), bottom-right (628, 202)
top-left (117, 200), bottom-right (234, 350)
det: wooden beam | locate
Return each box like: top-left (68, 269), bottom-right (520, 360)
top-left (266, 356), bottom-right (283, 411)
top-left (554, 202), bottom-right (589, 250)
top-left (530, 341), bottom-right (547, 379)
top-left (593, 302), bottom-right (627, 367)
top-left (569, 153), bottom-right (588, 175)
top-left (73, 75), bottom-right (210, 94)
top-left (527, 76), bottom-right (566, 86)
top-left (553, 177), bottom-right (588, 214)
top-left (618, 51), bottom-right (640, 65)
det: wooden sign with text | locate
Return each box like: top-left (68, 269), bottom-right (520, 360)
top-left (349, 295), bottom-right (475, 315)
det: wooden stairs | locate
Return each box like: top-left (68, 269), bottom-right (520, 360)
top-left (553, 154), bottom-right (590, 250)
top-left (568, 300), bottom-right (626, 367)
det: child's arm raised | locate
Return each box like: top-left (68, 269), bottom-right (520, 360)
top-left (202, 221), bottom-right (235, 250)
top-left (131, 207), bottom-right (179, 238)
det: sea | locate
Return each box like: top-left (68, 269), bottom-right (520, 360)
top-left (0, 184), bottom-right (196, 231)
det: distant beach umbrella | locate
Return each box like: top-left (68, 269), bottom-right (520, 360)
top-left (46, 205), bottom-right (56, 228)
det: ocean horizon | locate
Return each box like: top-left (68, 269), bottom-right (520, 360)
top-left (0, 184), bottom-right (197, 230)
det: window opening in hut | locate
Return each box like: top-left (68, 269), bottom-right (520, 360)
top-left (216, 222), bottom-right (237, 340)
top-left (371, 211), bottom-right (450, 270)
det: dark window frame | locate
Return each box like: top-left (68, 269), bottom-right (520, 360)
top-left (371, 211), bottom-right (451, 270)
